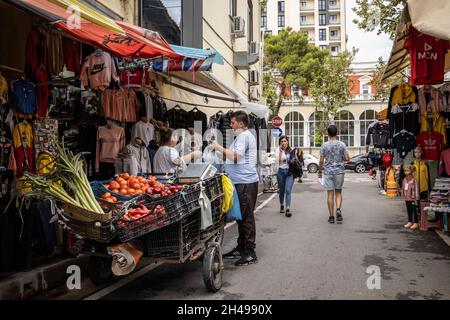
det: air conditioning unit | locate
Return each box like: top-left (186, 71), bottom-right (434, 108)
top-left (231, 16), bottom-right (246, 38)
top-left (250, 41), bottom-right (259, 55)
top-left (250, 87), bottom-right (259, 100)
top-left (250, 70), bottom-right (259, 84)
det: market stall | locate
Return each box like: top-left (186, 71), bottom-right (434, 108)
top-left (369, 0), bottom-right (450, 233)
top-left (0, 0), bottom-right (249, 291)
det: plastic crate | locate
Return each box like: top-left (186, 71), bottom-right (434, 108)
top-left (144, 210), bottom-right (201, 258)
top-left (115, 192), bottom-right (187, 242)
top-left (203, 175), bottom-right (223, 200)
top-left (90, 180), bottom-right (138, 202)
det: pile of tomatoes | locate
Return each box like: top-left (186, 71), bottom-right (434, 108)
top-left (101, 173), bottom-right (184, 199)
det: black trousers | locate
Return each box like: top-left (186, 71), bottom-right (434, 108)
top-left (235, 182), bottom-right (258, 251)
top-left (405, 201), bottom-right (418, 223)
top-left (99, 162), bottom-right (115, 181)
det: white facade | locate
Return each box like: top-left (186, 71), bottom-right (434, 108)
top-left (262, 0), bottom-right (347, 55)
top-left (203, 0), bottom-right (262, 101)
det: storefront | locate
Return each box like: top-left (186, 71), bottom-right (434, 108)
top-left (369, 0), bottom-right (450, 234)
top-left (0, 0), bottom-right (267, 276)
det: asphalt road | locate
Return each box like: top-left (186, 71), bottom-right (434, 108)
top-left (91, 173), bottom-right (450, 300)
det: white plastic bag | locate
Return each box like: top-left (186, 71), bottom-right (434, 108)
top-left (199, 186), bottom-right (213, 230)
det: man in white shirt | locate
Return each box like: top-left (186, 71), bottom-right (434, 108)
top-left (210, 111), bottom-right (259, 266)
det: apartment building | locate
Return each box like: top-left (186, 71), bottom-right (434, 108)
top-left (140, 0), bottom-right (262, 102)
top-left (262, 0), bottom-right (347, 55)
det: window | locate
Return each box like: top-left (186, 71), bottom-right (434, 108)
top-left (300, 1), bottom-right (307, 8)
top-left (248, 1), bottom-right (253, 42)
top-left (319, 29), bottom-right (326, 41)
top-left (329, 0), bottom-right (337, 7)
top-left (318, 0), bottom-right (326, 10)
top-left (278, 1), bottom-right (285, 13)
top-left (360, 110), bottom-right (378, 146)
top-left (334, 111), bottom-right (355, 147)
top-left (142, 0), bottom-right (182, 45)
top-left (264, 30), bottom-right (273, 36)
top-left (278, 15), bottom-right (285, 27)
top-left (319, 45), bottom-right (328, 50)
top-left (319, 13), bottom-right (326, 25)
top-left (330, 30), bottom-right (337, 37)
top-left (285, 112), bottom-right (305, 148)
top-left (361, 83), bottom-right (371, 99)
top-left (300, 15), bottom-right (307, 23)
top-left (330, 15), bottom-right (337, 23)
top-left (331, 46), bottom-right (338, 52)
top-left (261, 15), bottom-right (267, 28)
top-left (309, 112), bottom-right (325, 147)
top-left (261, 4), bottom-right (267, 14)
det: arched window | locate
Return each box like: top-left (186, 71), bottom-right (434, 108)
top-left (334, 110), bottom-right (355, 147)
top-left (309, 111), bottom-right (325, 147)
top-left (359, 110), bottom-right (378, 146)
top-left (284, 112), bottom-right (304, 147)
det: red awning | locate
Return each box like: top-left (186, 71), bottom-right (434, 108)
top-left (8, 0), bottom-right (181, 59)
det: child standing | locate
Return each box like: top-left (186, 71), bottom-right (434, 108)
top-left (401, 165), bottom-right (420, 230)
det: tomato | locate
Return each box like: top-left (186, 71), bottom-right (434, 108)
top-left (122, 173), bottom-right (130, 180)
top-left (105, 198), bottom-right (115, 203)
top-left (128, 188), bottom-right (136, 195)
top-left (102, 192), bottom-right (111, 200)
top-left (110, 181), bottom-right (120, 189)
top-left (119, 188), bottom-right (128, 195)
top-left (128, 182), bottom-right (139, 190)
top-left (110, 196), bottom-right (118, 203)
top-left (154, 187), bottom-right (161, 193)
top-left (111, 189), bottom-right (119, 194)
top-left (146, 187), bottom-right (153, 195)
top-left (135, 189), bottom-right (143, 194)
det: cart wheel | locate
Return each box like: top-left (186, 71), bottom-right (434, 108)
top-left (202, 246), bottom-right (223, 292)
top-left (88, 256), bottom-right (113, 285)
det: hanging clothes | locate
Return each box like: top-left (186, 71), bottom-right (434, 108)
top-left (164, 105), bottom-right (188, 129)
top-left (393, 132), bottom-right (416, 159)
top-left (388, 83), bottom-right (418, 108)
top-left (420, 112), bottom-right (447, 144)
top-left (95, 125), bottom-right (125, 173)
top-left (438, 149), bottom-right (450, 176)
top-left (187, 108), bottom-right (208, 133)
top-left (25, 28), bottom-right (48, 73)
top-left (34, 67), bottom-right (49, 118)
top-left (389, 103), bottom-right (420, 136)
top-left (46, 30), bottom-right (64, 76)
top-left (404, 26), bottom-right (450, 86)
top-left (416, 131), bottom-right (445, 161)
top-left (62, 37), bottom-right (82, 73)
top-left (412, 159), bottom-right (431, 194)
top-left (0, 74), bottom-right (8, 102)
top-left (80, 50), bottom-right (118, 90)
top-left (366, 120), bottom-right (391, 148)
top-left (119, 69), bottom-right (144, 88)
top-left (12, 122), bottom-right (34, 177)
top-left (153, 95), bottom-right (167, 121)
top-left (131, 120), bottom-right (155, 147)
top-left (101, 88), bottom-right (138, 122)
top-left (418, 86), bottom-right (442, 113)
top-left (11, 78), bottom-right (38, 115)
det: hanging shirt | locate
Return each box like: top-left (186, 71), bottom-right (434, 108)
top-left (366, 121), bottom-right (391, 148)
top-left (95, 125), bottom-right (125, 171)
top-left (25, 28), bottom-right (48, 72)
top-left (438, 149), bottom-right (450, 176)
top-left (119, 69), bottom-right (144, 88)
top-left (34, 67), bottom-right (49, 118)
top-left (0, 74), bottom-right (8, 102)
top-left (12, 122), bottom-right (34, 177)
top-left (131, 121), bottom-right (155, 147)
top-left (418, 86), bottom-right (442, 113)
top-left (62, 37), bottom-right (82, 73)
top-left (404, 26), bottom-right (450, 85)
top-left (388, 83), bottom-right (418, 107)
top-left (393, 132), bottom-right (416, 159)
top-left (420, 112), bottom-right (447, 144)
top-left (416, 131), bottom-right (445, 161)
top-left (389, 103), bottom-right (420, 136)
top-left (11, 79), bottom-right (37, 114)
top-left (144, 94), bottom-right (153, 119)
top-left (80, 51), bottom-right (118, 90)
top-left (126, 143), bottom-right (152, 174)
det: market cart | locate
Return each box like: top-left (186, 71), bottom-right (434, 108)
top-left (57, 175), bottom-right (226, 292)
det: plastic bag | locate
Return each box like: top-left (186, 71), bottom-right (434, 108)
top-left (221, 175), bottom-right (234, 213)
top-left (225, 187), bottom-right (242, 222)
top-left (199, 186), bottom-right (213, 230)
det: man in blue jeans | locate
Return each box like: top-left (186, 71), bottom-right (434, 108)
top-left (318, 125), bottom-right (350, 223)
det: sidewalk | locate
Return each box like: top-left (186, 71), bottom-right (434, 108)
top-left (0, 255), bottom-right (89, 300)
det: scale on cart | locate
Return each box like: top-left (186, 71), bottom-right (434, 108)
top-left (177, 163), bottom-right (217, 184)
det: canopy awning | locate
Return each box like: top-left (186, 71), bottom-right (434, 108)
top-left (6, 0), bottom-right (182, 59)
top-left (382, 0), bottom-right (450, 81)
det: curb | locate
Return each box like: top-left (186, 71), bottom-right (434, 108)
top-left (0, 255), bottom-right (89, 300)
top-left (435, 229), bottom-right (450, 247)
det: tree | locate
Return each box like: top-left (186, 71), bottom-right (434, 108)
top-left (264, 28), bottom-right (328, 89)
top-left (370, 56), bottom-right (403, 102)
top-left (310, 49), bottom-right (357, 144)
top-left (352, 0), bottom-right (407, 39)
top-left (262, 73), bottom-right (281, 115)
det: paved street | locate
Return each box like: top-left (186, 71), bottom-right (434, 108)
top-left (81, 173), bottom-right (450, 300)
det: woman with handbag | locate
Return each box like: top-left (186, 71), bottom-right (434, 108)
top-left (275, 136), bottom-right (302, 217)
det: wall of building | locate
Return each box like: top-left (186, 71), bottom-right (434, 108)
top-left (96, 0), bottom-right (137, 23)
top-left (202, 0), bottom-right (262, 100)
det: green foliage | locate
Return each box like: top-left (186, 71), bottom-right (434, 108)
top-left (310, 49), bottom-right (357, 127)
top-left (371, 56), bottom-right (403, 102)
top-left (264, 27), bottom-right (328, 89)
top-left (352, 0), bottom-right (407, 39)
top-left (262, 73), bottom-right (281, 115)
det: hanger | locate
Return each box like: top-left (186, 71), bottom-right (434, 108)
top-left (192, 107), bottom-right (199, 113)
top-left (94, 48), bottom-right (103, 56)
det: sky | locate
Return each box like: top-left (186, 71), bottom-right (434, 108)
top-left (346, 0), bottom-right (393, 63)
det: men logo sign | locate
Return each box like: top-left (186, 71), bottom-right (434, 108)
top-left (67, 4), bottom-right (81, 30)
top-left (66, 265), bottom-right (81, 290)
top-left (366, 265), bottom-right (381, 290)
top-left (418, 42), bottom-right (438, 60)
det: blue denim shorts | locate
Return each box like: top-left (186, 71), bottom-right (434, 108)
top-left (324, 174), bottom-right (345, 191)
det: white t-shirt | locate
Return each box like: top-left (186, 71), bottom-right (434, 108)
top-left (275, 148), bottom-right (290, 169)
top-left (224, 130), bottom-right (259, 184)
top-left (153, 146), bottom-right (184, 174)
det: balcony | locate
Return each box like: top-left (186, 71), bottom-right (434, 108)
top-left (352, 94), bottom-right (373, 101)
top-left (300, 21), bottom-right (315, 26)
top-left (329, 36), bottom-right (341, 41)
top-left (329, 19), bottom-right (341, 25)
top-left (300, 6), bottom-right (314, 11)
top-left (329, 5), bottom-right (341, 11)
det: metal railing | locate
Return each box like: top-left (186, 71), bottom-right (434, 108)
top-left (329, 6), bottom-right (340, 10)
top-left (300, 21), bottom-right (315, 26)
